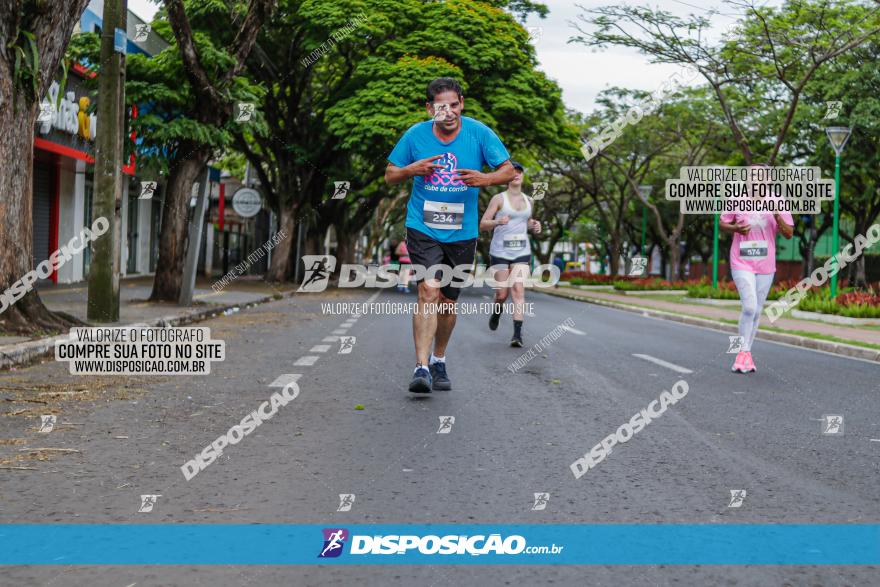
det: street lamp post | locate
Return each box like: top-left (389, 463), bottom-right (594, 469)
top-left (637, 185), bottom-right (653, 257)
top-left (825, 126), bottom-right (851, 298)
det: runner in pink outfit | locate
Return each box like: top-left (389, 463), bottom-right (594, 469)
top-left (720, 165), bottom-right (794, 373)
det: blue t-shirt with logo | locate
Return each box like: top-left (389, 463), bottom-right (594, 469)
top-left (388, 116), bottom-right (510, 242)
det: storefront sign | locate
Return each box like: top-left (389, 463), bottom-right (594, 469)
top-left (38, 81), bottom-right (96, 142)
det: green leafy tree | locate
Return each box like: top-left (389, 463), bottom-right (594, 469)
top-left (132, 0), bottom-right (274, 302)
top-left (799, 41), bottom-right (880, 286)
top-left (572, 0), bottom-right (880, 165)
top-left (235, 0), bottom-right (573, 280)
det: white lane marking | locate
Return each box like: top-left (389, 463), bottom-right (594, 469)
top-left (540, 291), bottom-right (880, 366)
top-left (366, 290), bottom-right (381, 303)
top-left (331, 329), bottom-right (347, 335)
top-left (869, 439), bottom-right (880, 442)
top-left (323, 336), bottom-right (339, 343)
top-left (310, 345), bottom-right (331, 353)
top-left (560, 324), bottom-right (586, 336)
top-left (338, 323), bottom-right (353, 330)
top-left (344, 318), bottom-right (357, 324)
top-left (269, 374), bottom-right (302, 387)
top-left (631, 353), bottom-right (693, 374)
top-left (294, 356), bottom-right (319, 366)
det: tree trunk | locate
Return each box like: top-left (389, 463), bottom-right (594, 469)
top-left (334, 226), bottom-right (354, 265)
top-left (304, 230), bottom-right (321, 257)
top-left (608, 234), bottom-right (621, 276)
top-left (0, 91), bottom-right (80, 333)
top-left (666, 240), bottom-right (681, 281)
top-left (267, 205), bottom-right (296, 282)
top-left (149, 146), bottom-right (209, 301)
top-left (0, 1), bottom-right (91, 334)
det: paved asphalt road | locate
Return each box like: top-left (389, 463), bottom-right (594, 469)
top-left (1, 285), bottom-right (878, 586)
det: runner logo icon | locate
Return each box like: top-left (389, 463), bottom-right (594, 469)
top-left (822, 414), bottom-right (844, 435)
top-left (337, 494), bottom-right (355, 512)
top-left (338, 336), bottom-right (356, 354)
top-left (531, 493), bottom-right (549, 511)
top-left (532, 182), bottom-right (548, 201)
top-left (629, 256), bottom-right (647, 276)
top-left (727, 489), bottom-right (746, 508)
top-left (332, 181), bottom-right (349, 199)
top-left (824, 101), bottom-right (842, 120)
top-left (138, 494), bottom-right (161, 513)
top-left (298, 255), bottom-right (336, 292)
top-left (437, 416), bottom-right (455, 434)
top-left (319, 528), bottom-right (348, 558)
top-left (727, 336), bottom-right (744, 354)
top-left (38, 414), bottom-right (56, 433)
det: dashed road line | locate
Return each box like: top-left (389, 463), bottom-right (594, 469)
top-left (632, 353), bottom-right (693, 374)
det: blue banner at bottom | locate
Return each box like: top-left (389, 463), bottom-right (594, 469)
top-left (1, 524), bottom-right (878, 565)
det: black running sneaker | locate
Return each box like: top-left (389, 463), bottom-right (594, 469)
top-left (510, 334), bottom-right (524, 347)
top-left (408, 367), bottom-right (432, 394)
top-left (430, 361), bottom-right (452, 391)
top-left (489, 309), bottom-right (501, 331)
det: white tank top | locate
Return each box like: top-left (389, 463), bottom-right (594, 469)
top-left (489, 191), bottom-right (532, 260)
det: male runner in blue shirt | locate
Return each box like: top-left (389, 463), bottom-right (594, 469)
top-left (385, 77), bottom-right (515, 394)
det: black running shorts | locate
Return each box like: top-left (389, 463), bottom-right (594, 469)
top-left (488, 254), bottom-right (531, 268)
top-left (405, 227), bottom-right (476, 301)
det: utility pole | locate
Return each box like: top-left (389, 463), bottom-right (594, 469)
top-left (87, 0), bottom-right (127, 322)
top-left (179, 168), bottom-right (211, 306)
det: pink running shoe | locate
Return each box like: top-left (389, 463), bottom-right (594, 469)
top-left (731, 351), bottom-right (748, 373)
top-left (743, 351), bottom-right (757, 373)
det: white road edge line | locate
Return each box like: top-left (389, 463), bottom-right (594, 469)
top-left (294, 356), bottom-right (319, 366)
top-left (631, 353), bottom-right (693, 374)
top-left (534, 290), bottom-right (880, 366)
top-left (559, 324), bottom-right (586, 336)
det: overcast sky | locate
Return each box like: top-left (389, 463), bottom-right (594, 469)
top-left (126, 0), bottom-right (759, 114)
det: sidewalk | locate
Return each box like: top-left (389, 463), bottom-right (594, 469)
top-left (0, 275), bottom-right (297, 370)
top-left (542, 285), bottom-right (880, 361)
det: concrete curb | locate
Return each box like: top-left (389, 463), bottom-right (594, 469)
top-left (0, 290), bottom-right (294, 372)
top-left (790, 309), bottom-right (880, 327)
top-left (541, 288), bottom-right (880, 363)
top-left (622, 289), bottom-right (688, 296)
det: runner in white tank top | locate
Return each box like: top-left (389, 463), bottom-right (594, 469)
top-left (479, 161), bottom-right (542, 347)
